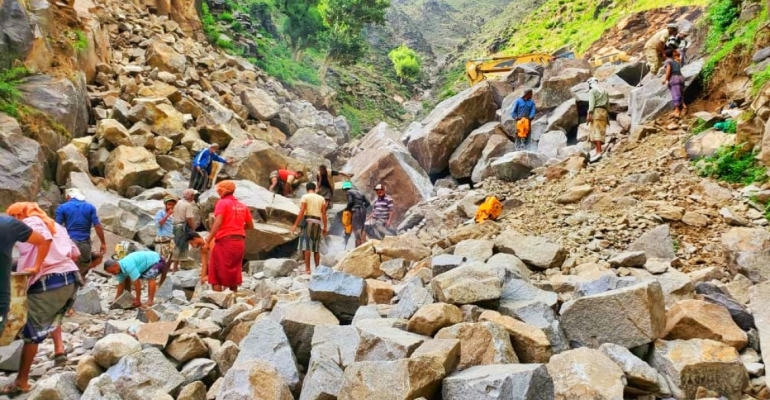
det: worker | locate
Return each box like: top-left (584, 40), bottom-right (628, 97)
top-left (663, 48), bottom-right (687, 118)
top-left (364, 184), bottom-right (395, 241)
top-left (104, 250), bottom-right (168, 309)
top-left (268, 169), bottom-right (304, 198)
top-left (644, 23), bottom-right (678, 75)
top-left (316, 165), bottom-right (354, 209)
top-left (154, 196), bottom-right (176, 265)
top-left (205, 181), bottom-right (253, 292)
top-left (54, 188), bottom-right (107, 280)
top-left (3, 202), bottom-right (80, 395)
top-left (185, 232), bottom-right (210, 284)
top-left (343, 181), bottom-right (370, 247)
top-left (189, 143), bottom-right (231, 192)
top-left (171, 189), bottom-right (198, 273)
top-left (510, 89), bottom-right (536, 149)
top-left (290, 182), bottom-right (328, 274)
top-left (586, 77), bottom-right (610, 162)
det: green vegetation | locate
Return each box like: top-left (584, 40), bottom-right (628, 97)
top-left (0, 67), bottom-right (31, 117)
top-left (71, 30), bottom-right (89, 53)
top-left (704, 0), bottom-right (739, 52)
top-left (248, 40), bottom-right (320, 84)
top-left (702, 0), bottom-right (766, 83)
top-left (696, 144), bottom-right (768, 185)
top-left (388, 45), bottom-right (421, 82)
top-left (690, 118), bottom-right (709, 135)
top-left (275, 0), bottom-right (325, 59)
top-left (752, 63), bottom-right (770, 95)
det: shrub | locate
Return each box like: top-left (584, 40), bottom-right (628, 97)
top-left (704, 0), bottom-right (739, 52)
top-left (388, 45), bottom-right (421, 82)
top-left (696, 144), bottom-right (767, 185)
top-left (218, 12), bottom-right (235, 23)
top-left (752, 63), bottom-right (770, 95)
top-left (0, 67), bottom-right (31, 117)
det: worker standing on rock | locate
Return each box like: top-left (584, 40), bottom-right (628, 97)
top-left (644, 23), bottom-right (678, 75)
top-left (54, 188), bottom-right (107, 281)
top-left (291, 182), bottom-right (328, 274)
top-left (4, 202), bottom-right (81, 396)
top-left (586, 77), bottom-right (610, 162)
top-left (663, 48), bottom-right (687, 118)
top-left (154, 196), bottom-right (177, 266)
top-left (317, 165), bottom-right (354, 209)
top-left (365, 184), bottom-right (395, 241)
top-left (104, 250), bottom-right (169, 309)
top-left (189, 143), bottom-right (230, 192)
top-left (269, 169), bottom-right (304, 198)
top-left (205, 181), bottom-right (252, 292)
top-left (171, 189), bottom-right (199, 273)
top-left (343, 181), bottom-right (370, 247)
top-left (510, 89), bottom-right (537, 149)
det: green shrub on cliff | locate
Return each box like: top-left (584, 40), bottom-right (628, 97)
top-left (0, 67), bottom-right (31, 118)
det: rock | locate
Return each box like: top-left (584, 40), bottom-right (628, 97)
top-left (309, 267), bottom-right (368, 324)
top-left (338, 357), bottom-right (440, 400)
top-left (263, 259), bottom-right (298, 278)
top-left (644, 258), bottom-right (671, 274)
top-left (19, 74), bottom-right (89, 137)
top-left (555, 185), bottom-right (593, 204)
top-left (649, 339), bottom-right (748, 399)
top-left (135, 321), bottom-right (180, 348)
top-left (495, 230), bottom-right (567, 269)
top-left (407, 82), bottom-right (496, 174)
top-left (702, 293), bottom-right (754, 331)
top-left (750, 281), bottom-right (770, 386)
top-left (388, 278), bottom-right (434, 320)
top-left (720, 207), bottom-right (750, 226)
top-left (0, 339), bottom-right (22, 371)
top-left (486, 253), bottom-right (531, 280)
top-left (628, 224), bottom-right (676, 260)
top-left (471, 134), bottom-right (515, 183)
top-left (241, 88), bottom-right (280, 121)
top-left (682, 211), bottom-right (709, 227)
top-left (178, 381), bottom-right (207, 400)
top-left (722, 227), bottom-right (770, 283)
top-left (431, 262), bottom-right (503, 305)
top-left (448, 122), bottom-right (501, 179)
top-left (608, 251), bottom-right (647, 268)
top-left (442, 364), bottom-right (554, 400)
top-left (92, 333), bottom-right (142, 369)
top-left (76, 356), bottom-right (103, 392)
top-left (375, 234), bottom-right (431, 262)
top-left (431, 254), bottom-right (466, 276)
top-left (105, 146), bottom-right (163, 196)
top-left (498, 298), bottom-right (569, 354)
top-left (220, 139), bottom-right (305, 191)
top-left (81, 374), bottom-right (122, 400)
top-left (479, 310), bottom-right (552, 363)
top-left (72, 285), bottom-right (103, 314)
top-left (146, 39), bottom-right (187, 73)
top-left (538, 130), bottom-right (568, 159)
top-left (166, 333), bottom-right (209, 363)
top-left (217, 360), bottom-right (293, 400)
top-left (598, 343), bottom-right (660, 393)
top-left (56, 144), bottom-right (89, 186)
top-left (453, 239), bottom-right (494, 262)
top-left (106, 347), bottom-right (186, 400)
top-left (0, 116), bottom-right (45, 209)
top-left (657, 204), bottom-right (685, 221)
top-left (435, 322), bottom-right (518, 370)
top-left (346, 123), bottom-right (433, 224)
top-left (380, 258), bottom-right (408, 280)
top-left (270, 301), bottom-right (339, 366)
top-left (559, 281), bottom-right (666, 349)
top-left (536, 67), bottom-right (591, 108)
top-left (664, 299), bottom-right (747, 350)
top-left (572, 270), bottom-right (638, 298)
top-left (407, 303), bottom-right (464, 336)
top-left (366, 279), bottom-right (395, 304)
top-left (334, 241), bottom-right (383, 279)
top-left (231, 318), bottom-right (300, 393)
top-left (546, 348), bottom-right (625, 400)
top-left (355, 325), bottom-right (428, 362)
top-left (311, 325), bottom-right (360, 368)
top-left (212, 341), bottom-right (239, 376)
top-left (629, 59), bottom-right (704, 131)
top-left (26, 372), bottom-right (81, 400)
top-left (685, 130), bottom-right (737, 159)
top-left (180, 357), bottom-right (217, 385)
top-left (300, 359), bottom-right (344, 400)
top-left (286, 127), bottom-right (337, 157)
top-left (489, 151), bottom-right (547, 182)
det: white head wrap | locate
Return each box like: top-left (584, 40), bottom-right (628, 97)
top-left (66, 188), bottom-right (86, 201)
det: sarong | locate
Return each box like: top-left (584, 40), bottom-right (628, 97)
top-left (140, 258), bottom-right (168, 280)
top-left (318, 186), bottom-right (332, 201)
top-left (22, 272), bottom-right (79, 344)
top-left (298, 218), bottom-right (323, 253)
top-left (209, 236), bottom-right (244, 287)
top-left (172, 223), bottom-right (190, 261)
top-left (668, 74), bottom-right (685, 107)
top-left (189, 169), bottom-right (209, 192)
top-left (154, 237), bottom-right (175, 262)
top-left (352, 207), bottom-right (367, 236)
top-left (590, 108), bottom-right (609, 143)
top-left (73, 239), bottom-right (92, 277)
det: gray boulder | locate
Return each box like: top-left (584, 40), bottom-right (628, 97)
top-left (599, 343), bottom-right (660, 393)
top-left (26, 372), bottom-right (80, 400)
top-left (470, 134), bottom-right (515, 183)
top-left (388, 278), bottom-right (435, 319)
top-left (0, 115), bottom-right (45, 210)
top-left (537, 130), bottom-right (568, 159)
top-left (442, 364), bottom-right (554, 400)
top-left (73, 285), bottom-right (103, 315)
top-left (308, 267), bottom-right (367, 324)
top-left (105, 347), bottom-right (186, 400)
top-left (489, 151), bottom-right (547, 183)
top-left (449, 122), bottom-right (501, 179)
top-left (628, 225), bottom-right (676, 260)
top-left (229, 318), bottom-right (300, 393)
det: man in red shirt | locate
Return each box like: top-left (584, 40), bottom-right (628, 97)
top-left (268, 169), bottom-right (304, 197)
top-left (205, 181), bottom-right (253, 292)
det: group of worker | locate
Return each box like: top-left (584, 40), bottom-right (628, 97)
top-left (508, 20), bottom-right (691, 161)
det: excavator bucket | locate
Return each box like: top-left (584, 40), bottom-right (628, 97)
top-left (0, 272), bottom-right (31, 346)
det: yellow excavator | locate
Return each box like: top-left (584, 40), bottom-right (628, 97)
top-left (465, 48), bottom-right (630, 86)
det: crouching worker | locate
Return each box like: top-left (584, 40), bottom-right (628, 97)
top-left (104, 251), bottom-right (168, 309)
top-left (185, 232), bottom-right (209, 284)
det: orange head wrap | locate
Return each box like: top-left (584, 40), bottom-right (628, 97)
top-left (216, 180), bottom-right (236, 197)
top-left (6, 202), bottom-right (56, 235)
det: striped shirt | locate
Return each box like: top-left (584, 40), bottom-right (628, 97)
top-left (371, 195), bottom-right (394, 221)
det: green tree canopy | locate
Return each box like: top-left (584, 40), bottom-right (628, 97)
top-left (275, 0), bottom-right (325, 59)
top-left (388, 44), bottom-right (421, 81)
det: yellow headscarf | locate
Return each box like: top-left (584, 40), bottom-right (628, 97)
top-left (6, 202), bottom-right (56, 235)
top-left (216, 180), bottom-right (236, 197)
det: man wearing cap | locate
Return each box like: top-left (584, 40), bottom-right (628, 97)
top-left (171, 189), bottom-right (199, 273)
top-left (154, 196), bottom-right (177, 264)
top-left (343, 181), bottom-right (370, 247)
top-left (54, 189), bottom-right (107, 279)
top-left (644, 23), bottom-right (678, 75)
top-left (190, 143), bottom-right (231, 192)
top-left (364, 184), bottom-right (395, 240)
top-left (586, 77), bottom-right (610, 162)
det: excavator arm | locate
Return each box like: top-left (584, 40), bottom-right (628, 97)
top-left (465, 53), bottom-right (553, 86)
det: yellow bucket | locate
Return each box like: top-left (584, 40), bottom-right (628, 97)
top-left (0, 273), bottom-right (30, 346)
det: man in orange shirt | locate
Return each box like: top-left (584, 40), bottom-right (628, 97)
top-left (268, 169), bottom-right (304, 197)
top-left (205, 181), bottom-right (253, 292)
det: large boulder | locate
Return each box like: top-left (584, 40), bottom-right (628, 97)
top-left (407, 82), bottom-right (497, 174)
top-left (559, 281), bottom-right (666, 349)
top-left (407, 303), bottom-right (464, 336)
top-left (628, 224), bottom-right (676, 260)
top-left (344, 123), bottom-right (432, 225)
top-left (19, 73), bottom-right (89, 137)
top-left (270, 301), bottom-right (339, 366)
top-left (530, 100), bottom-right (579, 143)
top-left (448, 122), bottom-right (501, 179)
top-left (286, 127), bottom-right (337, 158)
top-left (629, 58), bottom-right (704, 131)
top-left (684, 130), bottom-right (736, 160)
top-left (146, 39), bottom-right (187, 73)
top-left (105, 347), bottom-right (186, 400)
top-left (431, 262), bottom-right (503, 305)
top-left (498, 298), bottom-right (569, 354)
top-left (537, 130), bottom-right (568, 159)
top-left (750, 281), bottom-right (770, 386)
top-left (334, 241), bottom-right (383, 279)
top-left (598, 343), bottom-right (661, 393)
top-left (546, 348), bottom-right (625, 400)
top-left (442, 364), bottom-right (554, 400)
top-left (479, 310), bottom-right (552, 364)
top-left (534, 68), bottom-right (591, 109)
top-left (104, 146), bottom-right (163, 196)
top-left (0, 0), bottom-right (34, 70)
top-left (221, 139), bottom-right (306, 189)
top-left (56, 144), bottom-right (89, 186)
top-left (96, 119), bottom-right (132, 147)
top-left (388, 278), bottom-right (434, 320)
top-left (26, 372), bottom-right (81, 400)
top-left (664, 299), bottom-right (747, 350)
top-left (489, 151), bottom-right (547, 182)
top-left (495, 230), bottom-right (567, 269)
top-left (229, 318), bottom-right (301, 393)
top-left (92, 334), bottom-right (142, 369)
top-left (435, 322), bottom-right (518, 370)
top-left (217, 360), bottom-right (293, 400)
top-left (355, 325), bottom-right (429, 362)
top-left (240, 88), bottom-right (280, 121)
top-left (308, 267), bottom-right (368, 324)
top-left (649, 339), bottom-right (748, 399)
top-left (470, 134), bottom-right (515, 183)
top-left (722, 227), bottom-right (770, 283)
top-left (0, 115), bottom-right (44, 209)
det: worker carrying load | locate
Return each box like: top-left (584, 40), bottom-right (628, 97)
top-left (475, 196), bottom-right (503, 223)
top-left (510, 89), bottom-right (536, 150)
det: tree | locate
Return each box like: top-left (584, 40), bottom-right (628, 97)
top-left (317, 0), bottom-right (390, 82)
top-left (275, 0), bottom-right (325, 60)
top-left (388, 44), bottom-right (421, 82)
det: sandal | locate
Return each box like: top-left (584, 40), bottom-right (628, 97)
top-left (53, 353), bottom-right (67, 366)
top-left (0, 382), bottom-right (30, 396)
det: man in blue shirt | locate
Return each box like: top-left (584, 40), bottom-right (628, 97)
top-left (510, 89), bottom-right (537, 149)
top-left (54, 188), bottom-right (106, 279)
top-left (104, 250), bottom-right (167, 308)
top-left (189, 143), bottom-right (231, 192)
